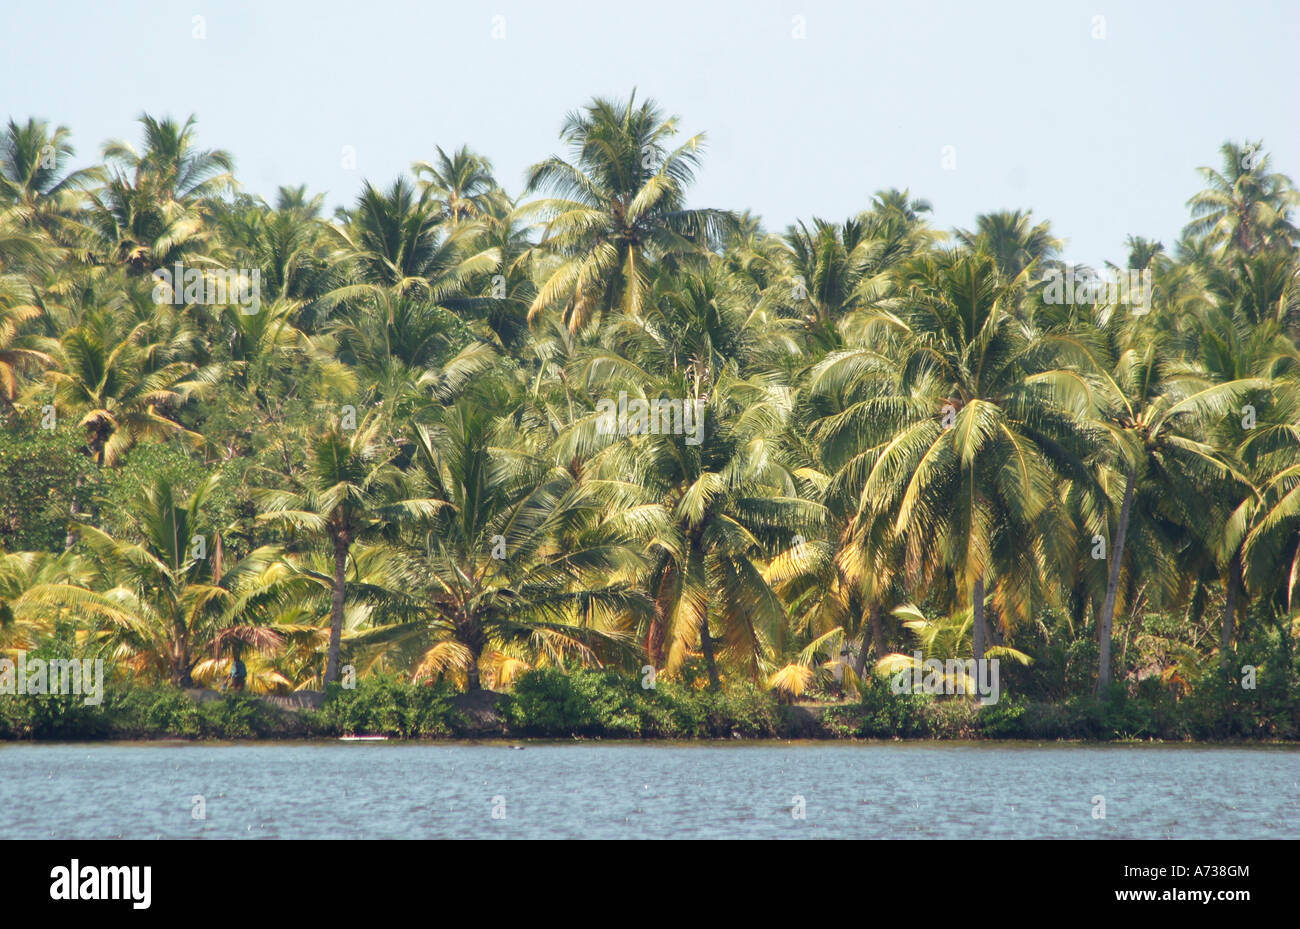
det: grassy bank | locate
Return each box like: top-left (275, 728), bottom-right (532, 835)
top-left (2, 668), bottom-right (1298, 742)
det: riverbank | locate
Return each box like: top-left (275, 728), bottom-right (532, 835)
top-left (2, 668), bottom-right (1298, 742)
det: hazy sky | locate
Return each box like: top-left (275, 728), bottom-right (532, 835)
top-left (5, 0), bottom-right (1298, 266)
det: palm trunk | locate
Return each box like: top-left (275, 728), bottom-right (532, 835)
top-left (1220, 552), bottom-right (1241, 666)
top-left (465, 642), bottom-right (483, 692)
top-left (1097, 468), bottom-right (1136, 694)
top-left (323, 535), bottom-right (348, 686)
top-left (854, 604), bottom-right (885, 680)
top-left (173, 629), bottom-right (193, 688)
top-left (971, 577), bottom-right (987, 662)
top-left (212, 532), bottom-right (224, 585)
top-left (700, 614), bottom-right (721, 691)
top-left (853, 634), bottom-right (871, 682)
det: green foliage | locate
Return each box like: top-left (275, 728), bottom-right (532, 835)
top-left (0, 102), bottom-right (1298, 737)
top-left (195, 692), bottom-right (289, 739)
top-left (0, 413), bottom-right (100, 553)
top-left (321, 675), bottom-right (454, 738)
top-left (821, 675), bottom-right (937, 738)
top-left (108, 686), bottom-right (201, 737)
top-left (502, 668), bottom-right (783, 739)
top-left (95, 442), bottom-right (243, 545)
top-left (504, 668), bottom-right (646, 737)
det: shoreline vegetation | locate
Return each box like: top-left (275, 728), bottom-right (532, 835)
top-left (2, 670), bottom-right (1297, 742)
top-left (2, 94), bottom-right (1300, 744)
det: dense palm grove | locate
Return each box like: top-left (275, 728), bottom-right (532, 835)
top-left (3, 95), bottom-right (1299, 722)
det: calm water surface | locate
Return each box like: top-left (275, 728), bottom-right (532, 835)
top-left (1, 741), bottom-right (1297, 839)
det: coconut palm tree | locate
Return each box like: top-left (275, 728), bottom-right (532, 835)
top-left (0, 274), bottom-right (55, 408)
top-left (254, 412), bottom-right (437, 685)
top-left (0, 118), bottom-right (100, 239)
top-left (558, 297), bottom-right (822, 685)
top-left (1081, 321), bottom-right (1260, 690)
top-left (101, 114), bottom-right (235, 206)
top-left (66, 475), bottom-right (300, 687)
top-left (88, 114), bottom-right (233, 273)
top-left (393, 400), bottom-right (651, 691)
top-left (524, 92), bottom-right (736, 332)
top-left (47, 301), bottom-right (211, 466)
top-left (413, 146), bottom-right (504, 224)
top-left (853, 247), bottom-right (1095, 661)
top-left (956, 210), bottom-right (1060, 277)
top-left (1185, 141), bottom-right (1300, 256)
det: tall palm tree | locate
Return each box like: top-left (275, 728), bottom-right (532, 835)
top-left (413, 146), bottom-right (503, 224)
top-left (255, 413), bottom-right (434, 685)
top-left (855, 248), bottom-right (1094, 661)
top-left (101, 114), bottom-right (235, 205)
top-left (956, 210), bottom-right (1060, 278)
top-left (558, 285), bottom-right (821, 684)
top-left (524, 92), bottom-right (736, 331)
top-left (88, 114), bottom-right (234, 273)
top-left (1081, 322), bottom-right (1260, 690)
top-left (0, 118), bottom-right (100, 238)
top-left (392, 402), bottom-right (651, 691)
top-left (1185, 141), bottom-right (1300, 255)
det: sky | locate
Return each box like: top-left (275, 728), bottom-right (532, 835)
top-left (5, 0), bottom-right (1299, 268)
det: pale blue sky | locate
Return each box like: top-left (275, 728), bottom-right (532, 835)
top-left (5, 0), bottom-right (1298, 266)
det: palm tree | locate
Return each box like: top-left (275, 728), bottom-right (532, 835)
top-left (854, 247), bottom-right (1094, 661)
top-left (777, 192), bottom-right (938, 349)
top-left (1185, 141), bottom-right (1300, 255)
top-left (87, 114), bottom-right (234, 273)
top-left (0, 274), bottom-right (55, 409)
top-left (210, 187), bottom-right (338, 323)
top-left (0, 550), bottom-right (110, 650)
top-left (389, 399), bottom-right (651, 691)
top-left (68, 476), bottom-right (298, 687)
top-left (102, 114), bottom-right (235, 205)
top-left (255, 413), bottom-right (434, 685)
top-left (0, 118), bottom-right (100, 238)
top-left (1081, 321), bottom-right (1260, 690)
top-left (956, 210), bottom-right (1060, 277)
top-left (413, 146), bottom-right (504, 224)
top-left (48, 302), bottom-right (210, 465)
top-left (524, 92), bottom-right (736, 331)
top-left (557, 282), bottom-right (822, 685)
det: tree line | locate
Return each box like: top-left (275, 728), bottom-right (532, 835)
top-left (2, 95), bottom-right (1298, 709)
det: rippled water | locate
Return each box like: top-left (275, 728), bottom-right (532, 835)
top-left (1, 741), bottom-right (1297, 839)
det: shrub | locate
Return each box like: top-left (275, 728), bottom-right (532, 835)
top-left (820, 675), bottom-right (935, 738)
top-left (0, 413), bottom-right (101, 553)
top-left (504, 668), bottom-right (643, 737)
top-left (322, 675), bottom-right (454, 738)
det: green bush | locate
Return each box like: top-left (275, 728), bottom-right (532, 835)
top-left (705, 683), bottom-right (783, 737)
top-left (501, 669), bottom-right (785, 739)
top-left (0, 640), bottom-right (114, 738)
top-left (822, 675), bottom-right (935, 738)
top-left (322, 675), bottom-right (455, 738)
top-left (107, 686), bottom-right (201, 738)
top-left (0, 412), bottom-right (101, 553)
top-left (504, 668), bottom-right (643, 737)
top-left (197, 692), bottom-right (286, 739)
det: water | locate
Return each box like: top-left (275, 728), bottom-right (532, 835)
top-left (2, 741), bottom-right (1297, 839)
